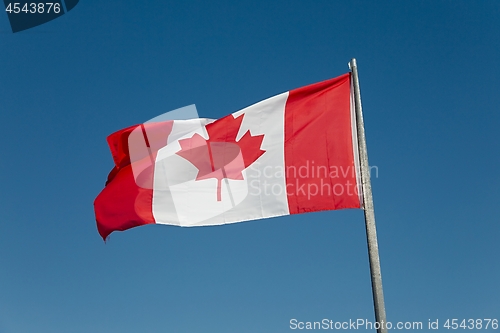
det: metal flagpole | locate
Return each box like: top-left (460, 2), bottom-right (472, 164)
top-left (349, 58), bottom-right (388, 333)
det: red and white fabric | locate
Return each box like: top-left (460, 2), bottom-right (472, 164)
top-left (94, 73), bottom-right (361, 240)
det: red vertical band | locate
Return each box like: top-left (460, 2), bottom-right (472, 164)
top-left (94, 121), bottom-right (173, 240)
top-left (284, 73), bottom-right (361, 214)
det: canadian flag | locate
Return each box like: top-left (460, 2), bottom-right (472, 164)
top-left (94, 73), bottom-right (362, 240)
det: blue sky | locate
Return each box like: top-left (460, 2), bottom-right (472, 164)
top-left (1, 1), bottom-right (499, 332)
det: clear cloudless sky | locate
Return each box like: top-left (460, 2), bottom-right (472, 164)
top-left (1, 1), bottom-right (499, 332)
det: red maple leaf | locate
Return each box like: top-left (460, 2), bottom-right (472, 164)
top-left (176, 114), bottom-right (265, 201)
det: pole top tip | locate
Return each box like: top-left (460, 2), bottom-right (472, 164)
top-left (348, 58), bottom-right (357, 70)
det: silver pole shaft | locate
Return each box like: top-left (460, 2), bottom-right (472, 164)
top-left (349, 58), bottom-right (388, 333)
